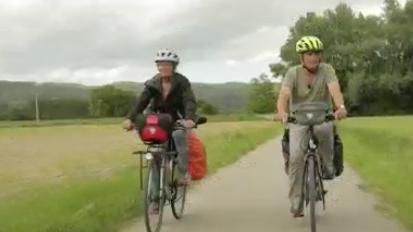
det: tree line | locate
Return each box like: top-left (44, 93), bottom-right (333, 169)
top-left (0, 85), bottom-right (219, 120)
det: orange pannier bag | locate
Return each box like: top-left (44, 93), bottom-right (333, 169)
top-left (187, 131), bottom-right (207, 180)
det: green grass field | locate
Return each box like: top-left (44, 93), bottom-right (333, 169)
top-left (0, 120), bottom-right (280, 232)
top-left (339, 116), bottom-right (413, 231)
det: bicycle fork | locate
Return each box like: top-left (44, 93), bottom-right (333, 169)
top-left (160, 156), bottom-right (175, 202)
top-left (303, 148), bottom-right (326, 209)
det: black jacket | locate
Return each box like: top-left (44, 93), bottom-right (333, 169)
top-left (127, 73), bottom-right (197, 122)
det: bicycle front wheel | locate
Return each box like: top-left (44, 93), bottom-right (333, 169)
top-left (144, 160), bottom-right (165, 232)
top-left (308, 157), bottom-right (317, 232)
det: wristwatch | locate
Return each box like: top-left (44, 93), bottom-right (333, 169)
top-left (339, 104), bottom-right (346, 110)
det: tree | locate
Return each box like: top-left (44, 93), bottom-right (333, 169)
top-left (5, 101), bottom-right (34, 120)
top-left (269, 63), bottom-right (288, 78)
top-left (247, 74), bottom-right (277, 113)
top-left (38, 99), bottom-right (89, 119)
top-left (197, 99), bottom-right (219, 115)
top-left (272, 0), bottom-right (413, 115)
top-left (89, 85), bottom-right (135, 117)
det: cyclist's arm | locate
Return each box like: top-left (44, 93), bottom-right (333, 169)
top-left (325, 64), bottom-right (345, 109)
top-left (126, 86), bottom-right (152, 122)
top-left (277, 68), bottom-right (294, 116)
top-left (327, 81), bottom-right (345, 109)
top-left (182, 80), bottom-right (197, 121)
top-left (277, 85), bottom-right (290, 116)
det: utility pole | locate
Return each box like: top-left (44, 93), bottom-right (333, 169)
top-left (35, 85), bottom-right (40, 124)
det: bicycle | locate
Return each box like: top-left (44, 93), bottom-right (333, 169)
top-left (133, 115), bottom-right (207, 232)
top-left (287, 103), bottom-right (335, 232)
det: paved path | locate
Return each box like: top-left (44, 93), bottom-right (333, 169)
top-left (122, 138), bottom-right (409, 232)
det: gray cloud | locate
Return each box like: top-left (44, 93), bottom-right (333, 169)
top-left (0, 0), bottom-right (387, 84)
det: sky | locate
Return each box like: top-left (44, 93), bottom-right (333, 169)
top-left (0, 0), bottom-right (407, 85)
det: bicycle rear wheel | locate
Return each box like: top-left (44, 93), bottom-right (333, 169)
top-left (308, 157), bottom-right (317, 232)
top-left (171, 160), bottom-right (187, 219)
top-left (144, 160), bottom-right (165, 232)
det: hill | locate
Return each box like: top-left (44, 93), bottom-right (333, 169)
top-left (0, 80), bottom-right (252, 113)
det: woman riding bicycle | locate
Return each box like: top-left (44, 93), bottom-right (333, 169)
top-left (274, 36), bottom-right (347, 217)
top-left (122, 49), bottom-right (197, 212)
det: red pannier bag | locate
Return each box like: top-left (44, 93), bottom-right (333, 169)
top-left (136, 113), bottom-right (173, 143)
top-left (187, 131), bottom-right (207, 180)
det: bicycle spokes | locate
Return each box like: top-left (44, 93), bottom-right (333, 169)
top-left (144, 162), bottom-right (164, 232)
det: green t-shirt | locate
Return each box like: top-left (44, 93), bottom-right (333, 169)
top-left (282, 63), bottom-right (338, 111)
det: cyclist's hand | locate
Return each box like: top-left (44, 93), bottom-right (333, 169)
top-left (334, 107), bottom-right (347, 120)
top-left (272, 114), bottom-right (279, 122)
top-left (184, 119), bottom-right (195, 128)
top-left (122, 119), bottom-right (134, 131)
top-left (273, 113), bottom-right (288, 124)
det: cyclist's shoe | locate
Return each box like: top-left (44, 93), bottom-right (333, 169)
top-left (291, 206), bottom-right (304, 218)
top-left (293, 211), bottom-right (305, 218)
top-left (322, 166), bottom-right (335, 180)
top-left (177, 172), bottom-right (190, 186)
top-left (290, 198), bottom-right (304, 218)
top-left (322, 173), bottom-right (334, 180)
top-left (147, 202), bottom-right (159, 215)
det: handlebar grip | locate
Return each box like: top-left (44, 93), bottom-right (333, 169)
top-left (325, 114), bottom-right (336, 121)
top-left (286, 114), bottom-right (335, 124)
top-left (287, 116), bottom-right (296, 123)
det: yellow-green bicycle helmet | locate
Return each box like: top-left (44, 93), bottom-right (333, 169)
top-left (296, 36), bottom-right (324, 53)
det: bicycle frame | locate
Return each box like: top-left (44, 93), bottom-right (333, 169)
top-left (134, 140), bottom-right (177, 193)
top-left (307, 125), bottom-right (324, 177)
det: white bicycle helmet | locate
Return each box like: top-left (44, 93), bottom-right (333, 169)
top-left (155, 49), bottom-right (180, 64)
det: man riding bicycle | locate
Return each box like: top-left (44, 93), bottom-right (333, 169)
top-left (275, 36), bottom-right (347, 217)
top-left (122, 49), bottom-right (197, 212)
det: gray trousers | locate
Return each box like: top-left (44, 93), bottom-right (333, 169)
top-left (288, 122), bottom-right (334, 212)
top-left (150, 126), bottom-right (188, 198)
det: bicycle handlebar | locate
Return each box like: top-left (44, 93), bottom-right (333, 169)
top-left (174, 116), bottom-right (208, 129)
top-left (287, 114), bottom-right (335, 124)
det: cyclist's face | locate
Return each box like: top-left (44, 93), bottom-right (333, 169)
top-left (302, 52), bottom-right (321, 69)
top-left (157, 62), bottom-right (174, 77)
